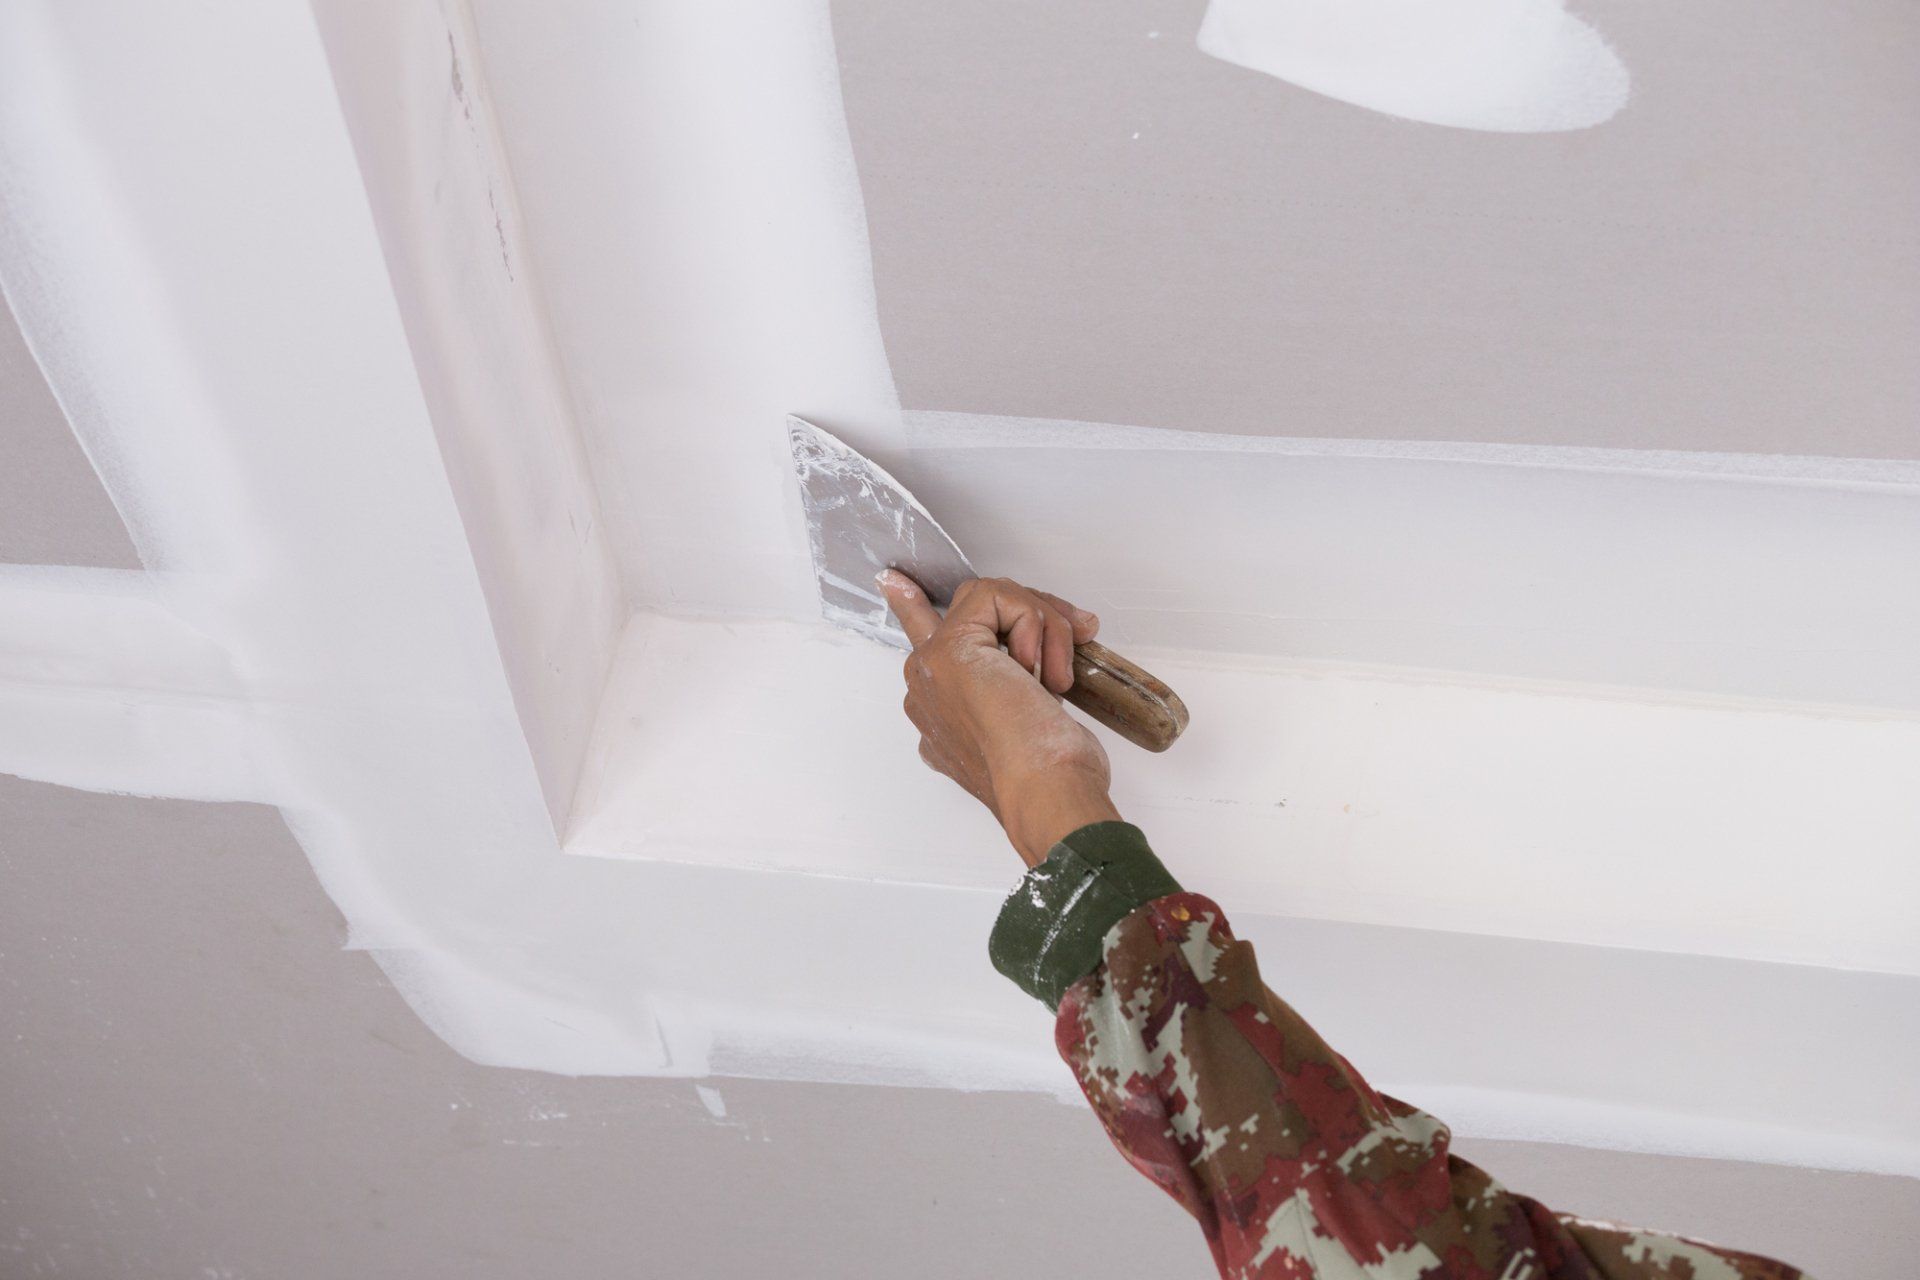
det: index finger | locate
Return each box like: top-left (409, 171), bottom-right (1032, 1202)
top-left (1036, 590), bottom-right (1100, 645)
top-left (878, 569), bottom-right (941, 648)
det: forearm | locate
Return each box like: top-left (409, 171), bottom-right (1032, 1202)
top-left (991, 763), bottom-right (1120, 869)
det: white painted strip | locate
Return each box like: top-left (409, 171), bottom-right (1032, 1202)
top-left (887, 416), bottom-right (1920, 713)
top-left (905, 410), bottom-right (1920, 492)
top-left (311, 0), bottom-right (626, 831)
top-left (465, 0), bottom-right (906, 617)
top-left (0, 683), bottom-right (268, 806)
top-left (0, 566), bottom-right (237, 698)
top-left (583, 856), bottom-right (1920, 1177)
top-left (571, 614), bottom-right (1920, 977)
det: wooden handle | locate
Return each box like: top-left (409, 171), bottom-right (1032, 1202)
top-left (1064, 640), bottom-right (1190, 753)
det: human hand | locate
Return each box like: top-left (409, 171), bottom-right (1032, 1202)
top-left (879, 571), bottom-right (1120, 867)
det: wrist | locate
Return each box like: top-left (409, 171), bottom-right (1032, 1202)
top-left (994, 766), bottom-right (1120, 868)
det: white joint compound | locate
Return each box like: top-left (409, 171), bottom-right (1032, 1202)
top-left (1197, 0), bottom-right (1631, 132)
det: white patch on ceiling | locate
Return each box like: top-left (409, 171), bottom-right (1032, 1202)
top-left (1197, 0), bottom-right (1630, 132)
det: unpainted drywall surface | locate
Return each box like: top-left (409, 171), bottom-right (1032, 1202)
top-left (0, 292), bottom-right (137, 567)
top-left (4, 774), bottom-right (1915, 1279)
top-left (1445, 1138), bottom-right (1920, 1280)
top-left (834, 0), bottom-right (1920, 458)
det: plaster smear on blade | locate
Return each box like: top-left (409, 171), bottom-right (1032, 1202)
top-left (1197, 0), bottom-right (1630, 133)
top-left (788, 416), bottom-right (974, 648)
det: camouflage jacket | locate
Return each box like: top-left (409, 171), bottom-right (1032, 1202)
top-left (989, 822), bottom-right (1806, 1280)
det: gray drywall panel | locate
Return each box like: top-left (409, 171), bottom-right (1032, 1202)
top-left (2, 773), bottom-right (1912, 1277)
top-left (835, 0), bottom-right (1920, 459)
top-left (0, 294), bottom-right (140, 568)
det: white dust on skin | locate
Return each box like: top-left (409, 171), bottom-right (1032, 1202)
top-left (1197, 0), bottom-right (1630, 133)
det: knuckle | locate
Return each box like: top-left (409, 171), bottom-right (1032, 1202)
top-left (947, 644), bottom-right (988, 671)
top-left (902, 697), bottom-right (931, 735)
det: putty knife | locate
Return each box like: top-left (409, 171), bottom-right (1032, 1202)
top-left (787, 416), bottom-right (1189, 752)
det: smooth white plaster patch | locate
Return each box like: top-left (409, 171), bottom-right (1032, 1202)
top-left (463, 0), bottom-right (904, 616)
top-left (1198, 0), bottom-right (1631, 133)
top-left (310, 0), bottom-right (626, 833)
top-left (572, 615), bottom-right (1920, 977)
top-left (894, 412), bottom-right (1920, 715)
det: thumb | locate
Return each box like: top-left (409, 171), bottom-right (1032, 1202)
top-left (878, 569), bottom-right (940, 647)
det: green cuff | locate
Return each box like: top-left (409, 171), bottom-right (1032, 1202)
top-left (988, 821), bottom-right (1181, 1011)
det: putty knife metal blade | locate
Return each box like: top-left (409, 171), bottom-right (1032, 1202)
top-left (787, 415), bottom-right (975, 650)
top-left (785, 415), bottom-right (1191, 753)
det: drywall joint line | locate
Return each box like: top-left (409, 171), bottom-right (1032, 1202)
top-left (903, 411), bottom-right (1920, 493)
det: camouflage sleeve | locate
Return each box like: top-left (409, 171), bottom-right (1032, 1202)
top-left (990, 823), bottom-right (1809, 1280)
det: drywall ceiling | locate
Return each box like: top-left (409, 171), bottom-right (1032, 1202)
top-left (833, 0), bottom-right (1920, 458)
top-left (1, 9), bottom-right (1916, 1271)
top-left (6, 775), bottom-right (1912, 1278)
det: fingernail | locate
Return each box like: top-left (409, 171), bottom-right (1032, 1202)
top-left (875, 568), bottom-right (914, 597)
